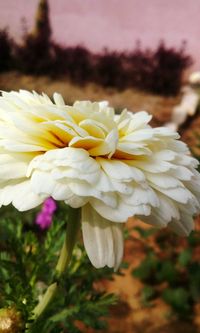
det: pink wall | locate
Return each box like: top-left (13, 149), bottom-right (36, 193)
top-left (0, 0), bottom-right (199, 68)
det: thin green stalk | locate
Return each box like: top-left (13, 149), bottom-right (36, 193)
top-left (56, 208), bottom-right (81, 276)
top-left (32, 208), bottom-right (81, 320)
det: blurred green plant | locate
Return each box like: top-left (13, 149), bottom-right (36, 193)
top-left (0, 204), bottom-right (117, 332)
top-left (132, 226), bottom-right (200, 320)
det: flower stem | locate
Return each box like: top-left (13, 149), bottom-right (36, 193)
top-left (32, 207), bottom-right (81, 320)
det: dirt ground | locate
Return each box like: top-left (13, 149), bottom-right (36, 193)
top-left (102, 220), bottom-right (200, 333)
top-left (181, 114), bottom-right (200, 156)
top-left (0, 71), bottom-right (180, 126)
top-left (0, 72), bottom-right (198, 333)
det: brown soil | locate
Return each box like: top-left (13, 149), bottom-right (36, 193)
top-left (95, 219), bottom-right (200, 333)
top-left (0, 71), bottom-right (180, 126)
top-left (181, 113), bottom-right (200, 156)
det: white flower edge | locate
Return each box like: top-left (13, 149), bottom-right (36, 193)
top-left (0, 91), bottom-right (200, 270)
top-left (82, 204), bottom-right (124, 271)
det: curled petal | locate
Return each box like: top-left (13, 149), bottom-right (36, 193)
top-left (82, 204), bottom-right (124, 270)
top-left (0, 180), bottom-right (43, 211)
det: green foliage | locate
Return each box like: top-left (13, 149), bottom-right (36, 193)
top-left (133, 226), bottom-right (157, 239)
top-left (133, 252), bottom-right (159, 282)
top-left (140, 286), bottom-right (155, 307)
top-left (162, 288), bottom-right (190, 314)
top-left (0, 204), bottom-right (117, 332)
top-left (178, 249), bottom-right (192, 267)
top-left (132, 227), bottom-right (200, 319)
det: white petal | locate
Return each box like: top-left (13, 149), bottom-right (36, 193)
top-left (30, 170), bottom-right (56, 195)
top-left (0, 155), bottom-right (29, 180)
top-left (88, 128), bottom-right (118, 157)
top-left (127, 111), bottom-right (152, 132)
top-left (53, 93), bottom-right (65, 106)
top-left (0, 180), bottom-right (43, 211)
top-left (69, 181), bottom-right (117, 208)
top-left (90, 197), bottom-right (148, 222)
top-left (82, 204), bottom-right (124, 270)
top-left (169, 166), bottom-right (194, 181)
top-left (153, 185), bottom-right (194, 204)
top-left (30, 170), bottom-right (88, 207)
top-left (51, 167), bottom-right (99, 184)
top-left (146, 172), bottom-right (183, 189)
top-left (64, 195), bottom-right (88, 208)
top-left (168, 214), bottom-right (194, 236)
top-left (133, 159), bottom-right (174, 173)
top-left (123, 185), bottom-right (159, 207)
top-left (97, 158), bottom-right (143, 182)
top-left (122, 128), bottom-right (154, 142)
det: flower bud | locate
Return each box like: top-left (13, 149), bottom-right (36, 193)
top-left (0, 307), bottom-right (24, 333)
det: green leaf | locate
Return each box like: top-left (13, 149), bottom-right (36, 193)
top-left (141, 286), bottom-right (155, 305)
top-left (49, 306), bottom-right (80, 322)
top-left (132, 252), bottom-right (159, 281)
top-left (188, 230), bottom-right (200, 246)
top-left (162, 288), bottom-right (191, 315)
top-left (188, 263), bottom-right (200, 301)
top-left (134, 226), bottom-right (157, 238)
top-left (156, 260), bottom-right (178, 284)
top-left (178, 249), bottom-right (192, 267)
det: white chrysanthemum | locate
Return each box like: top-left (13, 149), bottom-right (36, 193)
top-left (0, 90), bottom-right (200, 270)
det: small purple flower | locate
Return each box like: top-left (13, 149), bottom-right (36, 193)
top-left (36, 211), bottom-right (52, 230)
top-left (43, 197), bottom-right (57, 214)
top-left (35, 198), bottom-right (57, 230)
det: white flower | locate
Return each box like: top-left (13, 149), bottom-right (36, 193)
top-left (0, 90), bottom-right (200, 270)
top-left (189, 71), bottom-right (200, 85)
top-left (171, 87), bottom-right (199, 128)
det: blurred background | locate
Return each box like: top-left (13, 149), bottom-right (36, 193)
top-left (1, 1), bottom-right (200, 332)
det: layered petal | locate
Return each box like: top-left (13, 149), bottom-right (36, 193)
top-left (0, 90), bottom-right (200, 269)
top-left (82, 204), bottom-right (124, 270)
